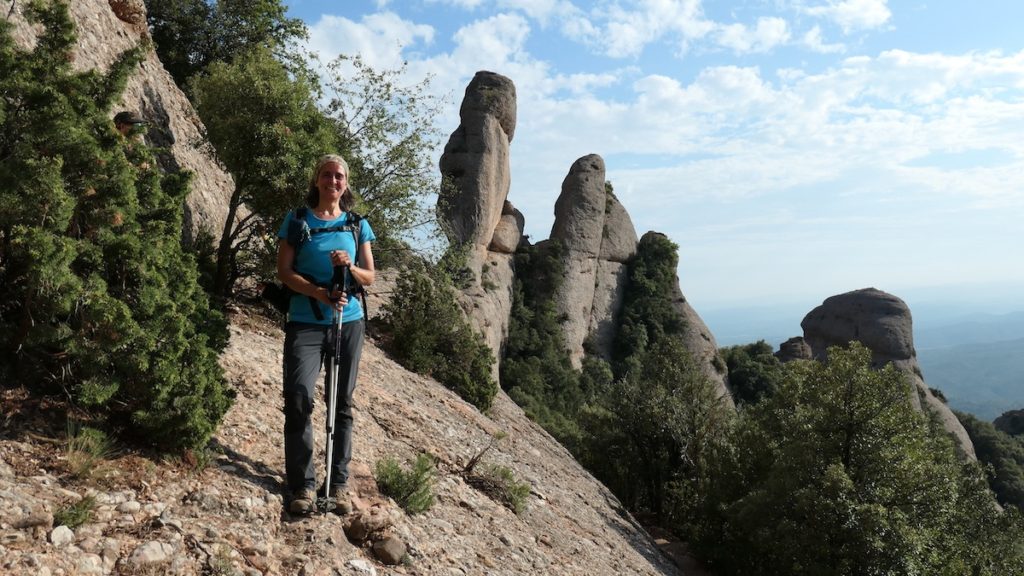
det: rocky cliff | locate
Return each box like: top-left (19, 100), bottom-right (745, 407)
top-left (439, 74), bottom-right (730, 405)
top-left (797, 288), bottom-right (976, 459)
top-left (6, 0), bottom-right (234, 246)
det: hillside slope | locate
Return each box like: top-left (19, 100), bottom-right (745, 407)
top-left (0, 302), bottom-right (681, 575)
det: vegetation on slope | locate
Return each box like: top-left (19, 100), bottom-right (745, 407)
top-left (0, 1), bottom-right (231, 450)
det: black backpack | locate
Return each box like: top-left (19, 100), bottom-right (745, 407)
top-left (261, 207), bottom-right (368, 320)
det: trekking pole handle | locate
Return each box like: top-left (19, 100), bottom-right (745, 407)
top-left (329, 264), bottom-right (350, 303)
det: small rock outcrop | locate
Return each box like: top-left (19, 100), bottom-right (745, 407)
top-left (800, 288), bottom-right (975, 458)
top-left (775, 336), bottom-right (812, 362)
top-left (995, 410), bottom-right (1024, 437)
top-left (6, 0), bottom-right (235, 246)
top-left (438, 71), bottom-right (521, 376)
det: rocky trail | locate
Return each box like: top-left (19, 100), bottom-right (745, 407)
top-left (1, 296), bottom-right (686, 576)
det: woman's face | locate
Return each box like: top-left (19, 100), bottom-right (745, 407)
top-left (317, 161), bottom-right (348, 201)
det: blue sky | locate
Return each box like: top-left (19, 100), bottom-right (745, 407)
top-left (285, 0), bottom-right (1024, 315)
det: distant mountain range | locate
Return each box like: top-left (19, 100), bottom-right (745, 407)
top-left (918, 337), bottom-right (1024, 421)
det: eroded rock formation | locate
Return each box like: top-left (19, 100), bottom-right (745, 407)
top-left (800, 288), bottom-right (976, 458)
top-left (549, 155), bottom-right (623, 367)
top-left (6, 0), bottom-right (235, 245)
top-left (775, 336), bottom-right (812, 362)
top-left (438, 71), bottom-right (522, 374)
top-left (666, 248), bottom-right (733, 407)
top-left (542, 156), bottom-right (731, 405)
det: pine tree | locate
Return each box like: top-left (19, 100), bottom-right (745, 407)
top-left (0, 0), bottom-right (231, 451)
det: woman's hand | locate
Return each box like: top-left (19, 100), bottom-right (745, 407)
top-left (312, 286), bottom-right (348, 311)
top-left (330, 250), bottom-right (352, 268)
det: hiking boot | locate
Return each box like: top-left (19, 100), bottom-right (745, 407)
top-left (329, 484), bottom-right (353, 515)
top-left (289, 489), bottom-right (316, 515)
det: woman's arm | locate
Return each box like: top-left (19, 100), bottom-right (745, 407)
top-left (351, 241), bottom-right (375, 287)
top-left (328, 242), bottom-right (375, 287)
top-left (277, 241), bottom-right (342, 308)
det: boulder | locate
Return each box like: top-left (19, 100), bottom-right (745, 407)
top-left (371, 535), bottom-right (407, 565)
top-left (585, 191), bottom-right (639, 363)
top-left (600, 192), bottom-right (639, 264)
top-left (439, 71), bottom-right (516, 248)
top-left (550, 155), bottom-right (607, 258)
top-left (995, 409), bottom-right (1024, 437)
top-left (667, 259), bottom-right (733, 408)
top-left (775, 337), bottom-right (812, 362)
top-left (489, 213), bottom-right (523, 253)
top-left (801, 288), bottom-right (975, 459)
top-left (107, 0), bottom-right (146, 27)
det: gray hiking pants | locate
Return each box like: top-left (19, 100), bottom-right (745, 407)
top-left (282, 319), bottom-right (365, 493)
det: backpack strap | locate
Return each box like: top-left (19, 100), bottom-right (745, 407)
top-left (283, 208), bottom-right (369, 321)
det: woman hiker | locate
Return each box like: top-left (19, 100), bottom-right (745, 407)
top-left (276, 153), bottom-right (376, 515)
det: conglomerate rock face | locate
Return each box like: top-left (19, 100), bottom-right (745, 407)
top-left (544, 157), bottom-right (731, 406)
top-left (800, 288), bottom-right (976, 459)
top-left (549, 155), bottom-right (615, 368)
top-left (437, 71), bottom-right (522, 377)
top-left (5, 0), bottom-right (235, 246)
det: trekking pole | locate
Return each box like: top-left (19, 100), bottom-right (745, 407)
top-left (320, 264), bottom-right (348, 512)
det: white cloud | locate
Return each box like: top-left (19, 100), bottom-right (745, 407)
top-left (562, 0), bottom-right (715, 58)
top-left (425, 0), bottom-right (487, 8)
top-left (715, 17), bottom-right (791, 54)
top-left (804, 0), bottom-right (891, 33)
top-left (802, 25), bottom-right (845, 53)
top-left (306, 12), bottom-right (434, 69)
top-left (497, 0), bottom-right (582, 27)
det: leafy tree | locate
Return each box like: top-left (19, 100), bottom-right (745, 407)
top-left (582, 338), bottom-right (730, 520)
top-left (697, 343), bottom-right (1024, 575)
top-left (995, 409), bottom-right (1024, 437)
top-left (720, 340), bottom-right (785, 406)
top-left (0, 1), bottom-right (231, 451)
top-left (189, 45), bottom-right (337, 296)
top-left (320, 54), bottom-right (447, 267)
top-left (958, 410), bottom-right (1024, 510)
top-left (144, 0), bottom-right (306, 88)
top-left (380, 261), bottom-right (496, 411)
top-left (613, 232), bottom-right (686, 378)
top-left (501, 241), bottom-right (586, 449)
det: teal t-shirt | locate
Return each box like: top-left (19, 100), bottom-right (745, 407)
top-left (277, 209), bottom-right (376, 324)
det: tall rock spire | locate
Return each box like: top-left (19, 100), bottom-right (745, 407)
top-left (437, 71), bottom-right (522, 377)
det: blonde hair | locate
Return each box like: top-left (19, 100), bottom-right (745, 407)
top-left (305, 154), bottom-right (355, 210)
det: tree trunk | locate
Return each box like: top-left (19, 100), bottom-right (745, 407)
top-left (213, 188), bottom-right (242, 298)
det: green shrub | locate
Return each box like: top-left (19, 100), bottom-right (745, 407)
top-left (720, 340), bottom-right (785, 406)
top-left (0, 1), bottom-right (232, 452)
top-left (53, 495), bottom-right (96, 530)
top-left (467, 463), bottom-right (531, 514)
top-left (501, 241), bottom-right (588, 449)
top-left (65, 422), bottom-right (114, 480)
top-left (380, 263), bottom-right (497, 411)
top-left (958, 410), bottom-right (1024, 509)
top-left (613, 232), bottom-right (687, 378)
top-left (375, 453), bottom-right (436, 514)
